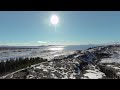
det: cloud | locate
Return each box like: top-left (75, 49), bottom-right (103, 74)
top-left (37, 41), bottom-right (47, 44)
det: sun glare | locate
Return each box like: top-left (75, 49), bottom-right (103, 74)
top-left (50, 15), bottom-right (59, 25)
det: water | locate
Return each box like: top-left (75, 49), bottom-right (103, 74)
top-left (0, 45), bottom-right (97, 61)
top-left (46, 45), bottom-right (97, 51)
top-left (64, 45), bottom-right (97, 51)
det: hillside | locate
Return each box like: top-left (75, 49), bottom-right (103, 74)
top-left (1, 45), bottom-right (120, 79)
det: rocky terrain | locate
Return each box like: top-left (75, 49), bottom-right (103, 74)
top-left (1, 45), bottom-right (120, 79)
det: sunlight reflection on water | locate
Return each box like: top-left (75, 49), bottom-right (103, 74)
top-left (48, 46), bottom-right (64, 51)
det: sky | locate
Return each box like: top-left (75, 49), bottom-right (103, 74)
top-left (0, 11), bottom-right (120, 46)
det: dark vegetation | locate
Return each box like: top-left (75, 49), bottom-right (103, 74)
top-left (98, 64), bottom-right (120, 79)
top-left (0, 57), bottom-right (47, 75)
top-left (95, 53), bottom-right (111, 59)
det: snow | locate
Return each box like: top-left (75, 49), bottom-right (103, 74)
top-left (81, 64), bottom-right (106, 79)
top-left (3, 45), bottom-right (120, 79)
top-left (15, 56), bottom-right (79, 79)
top-left (88, 49), bottom-right (96, 53)
top-left (106, 64), bottom-right (120, 70)
top-left (49, 62), bottom-right (53, 66)
top-left (100, 58), bottom-right (120, 63)
top-left (36, 66), bottom-right (42, 69)
top-left (62, 74), bottom-right (68, 79)
top-left (82, 69), bottom-right (105, 79)
top-left (74, 54), bottom-right (80, 58)
top-left (100, 50), bottom-right (120, 64)
top-left (84, 73), bottom-right (98, 79)
top-left (59, 67), bottom-right (65, 69)
top-left (27, 75), bottom-right (34, 79)
top-left (51, 74), bottom-right (58, 79)
top-left (113, 67), bottom-right (120, 70)
top-left (107, 65), bottom-right (113, 67)
top-left (43, 68), bottom-right (48, 72)
top-left (117, 72), bottom-right (120, 75)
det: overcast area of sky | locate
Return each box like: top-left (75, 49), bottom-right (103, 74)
top-left (0, 11), bottom-right (120, 46)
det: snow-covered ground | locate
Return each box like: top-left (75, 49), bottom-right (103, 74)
top-left (106, 64), bottom-right (120, 70)
top-left (2, 45), bottom-right (120, 79)
top-left (81, 65), bottom-right (106, 79)
top-left (2, 57), bottom-right (82, 79)
top-left (100, 49), bottom-right (120, 64)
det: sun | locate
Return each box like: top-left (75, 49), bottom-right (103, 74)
top-left (50, 15), bottom-right (59, 25)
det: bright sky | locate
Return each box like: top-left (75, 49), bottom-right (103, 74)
top-left (0, 11), bottom-right (120, 46)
